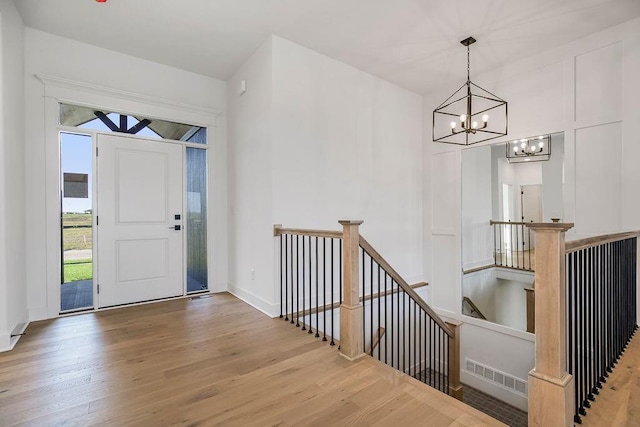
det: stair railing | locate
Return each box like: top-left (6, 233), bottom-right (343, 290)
top-left (462, 296), bottom-right (488, 320)
top-left (275, 220), bottom-right (462, 400)
top-left (358, 233), bottom-right (462, 399)
top-left (526, 223), bottom-right (639, 426)
top-left (274, 225), bottom-right (343, 345)
top-left (490, 220), bottom-right (534, 271)
top-left (565, 231), bottom-right (638, 424)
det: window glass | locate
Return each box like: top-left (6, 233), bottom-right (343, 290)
top-left (59, 103), bottom-right (206, 143)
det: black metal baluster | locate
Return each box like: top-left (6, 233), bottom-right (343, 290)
top-left (308, 236), bottom-right (313, 335)
top-left (632, 238), bottom-right (638, 336)
top-left (284, 234), bottom-right (289, 322)
top-left (586, 248), bottom-right (596, 402)
top-left (370, 253), bottom-right (373, 356)
top-left (413, 301), bottom-right (416, 378)
top-left (528, 226), bottom-right (532, 270)
top-left (338, 240), bottom-right (342, 351)
top-left (296, 235), bottom-right (300, 327)
top-left (322, 238), bottom-right (327, 342)
top-left (436, 327), bottom-right (440, 391)
top-left (633, 238), bottom-right (638, 336)
top-left (492, 224), bottom-right (498, 265)
top-left (418, 305), bottom-right (422, 381)
top-left (302, 236), bottom-right (306, 331)
top-left (444, 329), bottom-right (448, 393)
top-left (607, 242), bottom-right (613, 374)
top-left (389, 278), bottom-right (396, 367)
top-left (407, 296), bottom-right (412, 376)
top-left (429, 318), bottom-right (433, 387)
top-left (498, 224), bottom-right (502, 266)
top-left (517, 223), bottom-right (522, 269)
top-left (613, 241), bottom-right (618, 363)
top-left (568, 252), bottom-right (579, 424)
top-left (378, 264), bottom-right (381, 360)
top-left (402, 291), bottom-right (406, 373)
top-left (599, 243), bottom-right (606, 385)
top-left (438, 328), bottom-right (442, 392)
top-left (315, 237), bottom-right (319, 337)
top-left (596, 243), bottom-right (602, 385)
top-left (362, 248), bottom-right (366, 352)
top-left (511, 224), bottom-right (524, 268)
top-left (591, 246), bottom-right (600, 396)
top-left (397, 281), bottom-right (400, 371)
top-left (330, 238), bottom-right (335, 346)
top-left (581, 249), bottom-right (590, 411)
top-left (384, 272), bottom-right (388, 364)
top-left (280, 234), bottom-right (283, 318)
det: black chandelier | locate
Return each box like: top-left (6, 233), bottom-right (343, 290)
top-left (506, 134), bottom-right (551, 163)
top-left (432, 37), bottom-right (508, 145)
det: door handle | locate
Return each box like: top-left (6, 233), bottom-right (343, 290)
top-left (170, 225), bottom-right (181, 230)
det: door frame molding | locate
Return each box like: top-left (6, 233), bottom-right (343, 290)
top-left (40, 76), bottom-right (220, 320)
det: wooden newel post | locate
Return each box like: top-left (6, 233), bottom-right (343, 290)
top-left (339, 220), bottom-right (364, 360)
top-left (446, 321), bottom-right (463, 401)
top-left (526, 222), bottom-right (574, 427)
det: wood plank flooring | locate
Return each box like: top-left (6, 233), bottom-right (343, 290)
top-left (581, 331), bottom-right (640, 427)
top-left (0, 293), bottom-right (503, 426)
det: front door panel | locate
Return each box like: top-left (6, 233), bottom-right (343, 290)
top-left (97, 134), bottom-right (183, 307)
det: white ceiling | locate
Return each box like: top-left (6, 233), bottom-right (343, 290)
top-left (13, 0), bottom-right (640, 95)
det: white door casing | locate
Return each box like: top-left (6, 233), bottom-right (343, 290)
top-left (96, 134), bottom-right (183, 307)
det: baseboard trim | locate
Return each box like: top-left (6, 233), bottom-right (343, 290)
top-left (0, 321), bottom-right (30, 353)
top-left (228, 287), bottom-right (278, 318)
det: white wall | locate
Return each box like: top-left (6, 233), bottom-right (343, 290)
top-left (425, 16), bottom-right (640, 405)
top-left (541, 133), bottom-right (564, 221)
top-left (228, 35), bottom-right (423, 316)
top-left (461, 145), bottom-right (493, 270)
top-left (0, 0), bottom-right (27, 352)
top-left (23, 28), bottom-right (227, 322)
top-left (227, 37), bottom-right (274, 313)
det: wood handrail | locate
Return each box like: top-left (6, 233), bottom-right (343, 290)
top-left (365, 327), bottom-right (385, 355)
top-left (273, 224), bottom-right (343, 239)
top-left (359, 235), bottom-right (453, 337)
top-left (565, 231), bottom-right (640, 253)
top-left (286, 282), bottom-right (429, 320)
top-left (489, 220), bottom-right (531, 226)
top-left (462, 296), bottom-right (487, 320)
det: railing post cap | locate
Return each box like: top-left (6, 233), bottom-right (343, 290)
top-left (338, 220), bottom-right (364, 226)
top-left (526, 222), bottom-right (574, 232)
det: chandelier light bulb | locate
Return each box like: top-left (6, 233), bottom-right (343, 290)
top-left (482, 114), bottom-right (489, 122)
top-left (538, 142), bottom-right (544, 148)
top-left (521, 142), bottom-right (526, 148)
top-left (460, 114), bottom-right (466, 122)
top-left (472, 121), bottom-right (478, 129)
top-left (538, 136), bottom-right (544, 140)
top-left (450, 121), bottom-right (457, 129)
top-left (513, 146), bottom-right (518, 152)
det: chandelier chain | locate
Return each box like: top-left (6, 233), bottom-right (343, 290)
top-left (467, 45), bottom-right (470, 82)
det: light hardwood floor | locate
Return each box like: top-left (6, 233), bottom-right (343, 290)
top-left (581, 331), bottom-right (640, 427)
top-left (0, 293), bottom-right (503, 426)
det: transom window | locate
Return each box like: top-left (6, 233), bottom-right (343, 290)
top-left (59, 103), bottom-right (206, 144)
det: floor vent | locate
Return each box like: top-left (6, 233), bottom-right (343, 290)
top-left (465, 358), bottom-right (527, 396)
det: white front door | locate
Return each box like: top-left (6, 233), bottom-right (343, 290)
top-left (96, 134), bottom-right (183, 308)
top-left (521, 184), bottom-right (543, 250)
